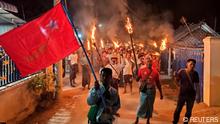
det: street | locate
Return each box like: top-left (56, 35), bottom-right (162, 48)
top-left (20, 74), bottom-right (220, 124)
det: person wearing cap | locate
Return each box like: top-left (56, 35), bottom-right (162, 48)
top-left (134, 55), bottom-right (163, 124)
top-left (172, 59), bottom-right (200, 124)
top-left (105, 55), bottom-right (123, 91)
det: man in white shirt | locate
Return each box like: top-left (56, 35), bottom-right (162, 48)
top-left (122, 52), bottom-right (134, 94)
top-left (105, 55), bottom-right (123, 91)
top-left (68, 53), bottom-right (78, 87)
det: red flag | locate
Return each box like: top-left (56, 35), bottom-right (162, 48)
top-left (0, 3), bottom-right (80, 76)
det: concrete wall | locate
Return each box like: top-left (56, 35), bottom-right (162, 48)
top-left (0, 78), bottom-right (39, 123)
top-left (203, 37), bottom-right (220, 106)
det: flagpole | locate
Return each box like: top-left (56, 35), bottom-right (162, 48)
top-left (93, 42), bottom-right (119, 76)
top-left (61, 1), bottom-right (107, 107)
top-left (61, 0), bottom-right (98, 82)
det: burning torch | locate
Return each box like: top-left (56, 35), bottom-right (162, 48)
top-left (125, 17), bottom-right (138, 74)
top-left (160, 37), bottom-right (167, 51)
top-left (90, 25), bottom-right (119, 75)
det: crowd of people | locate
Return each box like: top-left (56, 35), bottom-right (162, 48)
top-left (65, 46), bottom-right (200, 124)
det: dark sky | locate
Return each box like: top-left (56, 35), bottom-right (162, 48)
top-left (2, 0), bottom-right (220, 32)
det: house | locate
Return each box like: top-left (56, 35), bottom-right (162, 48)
top-left (170, 22), bottom-right (219, 101)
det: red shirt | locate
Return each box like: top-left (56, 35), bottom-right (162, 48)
top-left (138, 66), bottom-right (159, 85)
top-left (152, 59), bottom-right (160, 71)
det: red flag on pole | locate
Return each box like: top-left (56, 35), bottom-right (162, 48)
top-left (0, 3), bottom-right (80, 76)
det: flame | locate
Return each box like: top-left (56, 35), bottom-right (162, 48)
top-left (87, 40), bottom-right (91, 51)
top-left (153, 42), bottom-right (158, 48)
top-left (113, 41), bottom-right (119, 48)
top-left (153, 52), bottom-right (160, 56)
top-left (91, 25), bottom-right (96, 43)
top-left (139, 43), bottom-right (144, 48)
top-left (125, 17), bottom-right (133, 34)
top-left (125, 43), bottom-right (129, 47)
top-left (92, 44), bottom-right (96, 49)
top-left (100, 39), bottom-right (104, 48)
top-left (160, 38), bottom-right (167, 51)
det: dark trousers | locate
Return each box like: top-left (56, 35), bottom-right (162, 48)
top-left (173, 95), bottom-right (195, 124)
top-left (112, 78), bottom-right (119, 91)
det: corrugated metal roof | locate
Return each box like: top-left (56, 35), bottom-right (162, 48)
top-left (0, 1), bottom-right (18, 13)
top-left (0, 8), bottom-right (25, 25)
top-left (171, 22), bottom-right (219, 48)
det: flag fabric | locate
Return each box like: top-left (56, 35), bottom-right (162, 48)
top-left (0, 3), bottom-right (80, 76)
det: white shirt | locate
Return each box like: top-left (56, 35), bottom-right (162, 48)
top-left (105, 63), bottom-right (123, 79)
top-left (123, 59), bottom-right (133, 75)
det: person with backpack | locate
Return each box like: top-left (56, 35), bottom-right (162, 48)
top-left (87, 68), bottom-right (120, 124)
top-left (173, 59), bottom-right (200, 124)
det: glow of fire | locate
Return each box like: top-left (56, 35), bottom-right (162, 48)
top-left (154, 52), bottom-right (160, 56)
top-left (125, 17), bottom-right (133, 34)
top-left (92, 44), bottom-right (96, 49)
top-left (139, 43), bottom-right (144, 48)
top-left (153, 42), bottom-right (158, 48)
top-left (87, 40), bottom-right (91, 51)
top-left (160, 38), bottom-right (167, 51)
top-left (91, 25), bottom-right (96, 43)
top-left (101, 39), bottom-right (104, 48)
top-left (113, 41), bottom-right (119, 48)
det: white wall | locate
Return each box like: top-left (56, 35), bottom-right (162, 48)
top-left (0, 79), bottom-right (39, 123)
top-left (203, 37), bottom-right (220, 106)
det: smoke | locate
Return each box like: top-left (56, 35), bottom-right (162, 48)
top-left (134, 12), bottom-right (174, 45)
top-left (69, 0), bottom-right (174, 46)
top-left (69, 0), bottom-right (128, 40)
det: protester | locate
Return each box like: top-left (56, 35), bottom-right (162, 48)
top-left (172, 59), bottom-right (200, 124)
top-left (105, 54), bottom-right (123, 91)
top-left (68, 53), bottom-right (78, 87)
top-left (87, 68), bottom-right (120, 124)
top-left (122, 52), bottom-right (134, 94)
top-left (134, 56), bottom-right (163, 124)
top-left (80, 53), bottom-right (91, 90)
top-left (102, 50), bottom-right (110, 67)
top-left (152, 55), bottom-right (160, 72)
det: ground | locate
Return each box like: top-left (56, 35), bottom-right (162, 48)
top-left (20, 73), bottom-right (220, 124)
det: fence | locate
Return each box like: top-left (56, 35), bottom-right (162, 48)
top-left (0, 47), bottom-right (21, 87)
top-left (173, 48), bottom-right (204, 101)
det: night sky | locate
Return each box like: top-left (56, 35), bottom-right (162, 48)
top-left (2, 0), bottom-right (220, 32)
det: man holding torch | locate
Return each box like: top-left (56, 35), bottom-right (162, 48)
top-left (134, 54), bottom-right (163, 124)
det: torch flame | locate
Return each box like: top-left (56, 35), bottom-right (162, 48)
top-left (101, 39), bottom-right (104, 48)
top-left (139, 43), bottom-right (144, 48)
top-left (91, 25), bottom-right (96, 43)
top-left (160, 38), bottom-right (167, 51)
top-left (125, 43), bottom-right (129, 47)
top-left (153, 42), bottom-right (158, 48)
top-left (153, 52), bottom-right (160, 56)
top-left (113, 41), bottom-right (119, 48)
top-left (87, 40), bottom-right (91, 51)
top-left (125, 17), bottom-right (133, 34)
